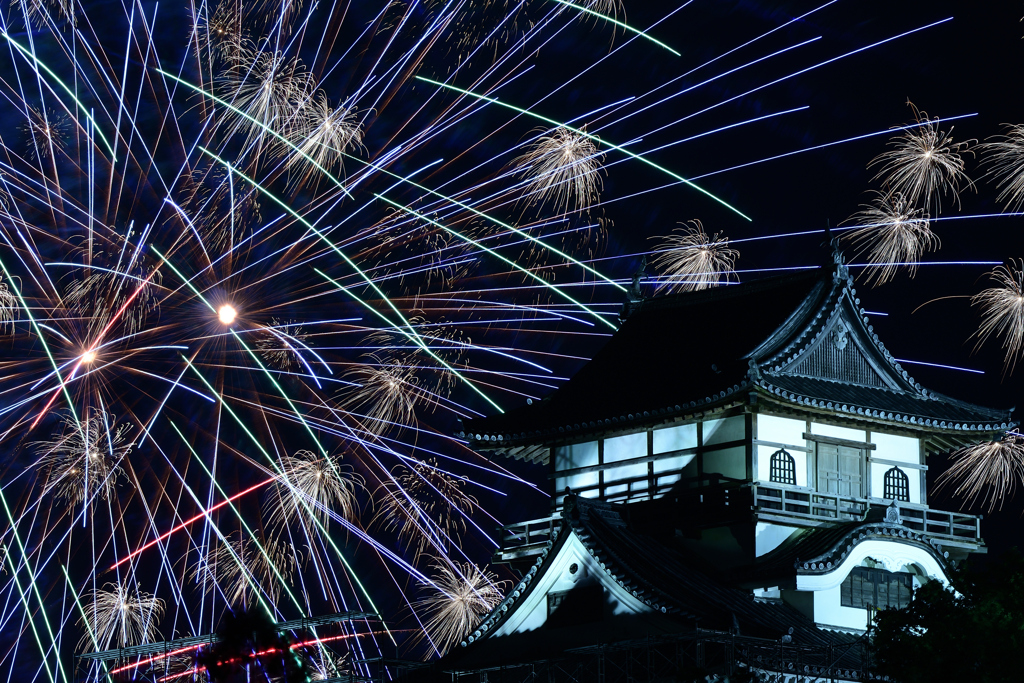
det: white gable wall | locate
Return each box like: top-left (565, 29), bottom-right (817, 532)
top-left (789, 539), bottom-right (948, 631)
top-left (491, 532), bottom-right (653, 638)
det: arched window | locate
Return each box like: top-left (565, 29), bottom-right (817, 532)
top-left (769, 448), bottom-right (797, 486)
top-left (883, 466), bottom-right (910, 502)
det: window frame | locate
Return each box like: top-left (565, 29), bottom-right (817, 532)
top-left (768, 448), bottom-right (797, 486)
top-left (883, 466), bottom-right (910, 502)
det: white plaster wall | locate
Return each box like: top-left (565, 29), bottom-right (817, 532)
top-left (705, 415), bottom-right (746, 445)
top-left (794, 538), bottom-right (949, 631)
top-left (653, 423), bottom-right (697, 454)
top-left (812, 587), bottom-right (872, 631)
top-left (554, 441), bottom-right (600, 498)
top-left (755, 522), bottom-right (798, 557)
top-left (809, 422), bottom-right (866, 442)
top-left (491, 533), bottom-right (652, 637)
top-left (870, 432), bottom-right (920, 464)
top-left (605, 432), bottom-right (646, 462)
top-left (652, 453), bottom-right (696, 492)
top-left (870, 463), bottom-right (920, 504)
top-left (757, 414), bottom-right (805, 446)
top-left (797, 540), bottom-right (947, 592)
top-left (757, 444), bottom-right (807, 487)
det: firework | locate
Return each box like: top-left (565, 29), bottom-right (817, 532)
top-left (33, 410), bottom-right (132, 507)
top-left (840, 191), bottom-right (938, 286)
top-left (978, 123), bottom-right (1024, 212)
top-left (21, 106), bottom-right (69, 162)
top-left (217, 48), bottom-right (312, 151)
top-left (339, 353), bottom-right (428, 435)
top-left (195, 0), bottom-right (248, 64)
top-left (512, 127), bottom-right (606, 214)
top-left (868, 101), bottom-right (974, 215)
top-left (650, 220), bottom-right (739, 293)
top-left (62, 227), bottom-right (163, 338)
top-left (971, 261), bottom-right (1024, 372)
top-left (78, 581), bottom-right (165, 651)
top-left (374, 459), bottom-right (478, 561)
top-left (255, 319), bottom-right (308, 370)
top-left (285, 91), bottom-right (363, 188)
top-left (936, 434), bottom-right (1024, 512)
top-left (0, 275), bottom-right (16, 334)
top-left (413, 560), bottom-right (505, 657)
top-left (306, 650), bottom-right (349, 681)
top-left (190, 533), bottom-right (300, 607)
top-left (264, 449), bottom-right (363, 530)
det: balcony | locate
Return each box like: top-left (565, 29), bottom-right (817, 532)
top-left (752, 483), bottom-right (983, 549)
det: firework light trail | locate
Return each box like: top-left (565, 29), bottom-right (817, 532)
top-left (0, 0), bottom-right (1019, 680)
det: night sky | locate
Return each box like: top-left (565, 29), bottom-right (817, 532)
top-left (560, 0), bottom-right (1024, 557)
top-left (1, 0), bottom-right (1023, 674)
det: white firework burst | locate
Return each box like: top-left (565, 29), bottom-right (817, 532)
top-left (978, 123), bottom-right (1024, 212)
top-left (78, 581), bottom-right (164, 651)
top-left (841, 191), bottom-right (939, 286)
top-left (340, 353), bottom-right (427, 434)
top-left (374, 459), bottom-right (478, 561)
top-left (264, 449), bottom-right (363, 530)
top-left (413, 560), bottom-right (505, 657)
top-left (190, 533), bottom-right (299, 606)
top-left (936, 434), bottom-right (1024, 512)
top-left (0, 274), bottom-right (17, 334)
top-left (306, 650), bottom-right (349, 681)
top-left (218, 47), bottom-right (312, 150)
top-left (33, 410), bottom-right (132, 506)
top-left (650, 220), bottom-right (739, 293)
top-left (512, 126), bottom-right (605, 214)
top-left (868, 101), bottom-right (974, 215)
top-left (285, 91), bottom-right (363, 186)
top-left (972, 260), bottom-right (1024, 372)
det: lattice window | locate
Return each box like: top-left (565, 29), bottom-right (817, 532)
top-left (883, 466), bottom-right (910, 502)
top-left (769, 448), bottom-right (797, 486)
top-left (841, 566), bottom-right (913, 609)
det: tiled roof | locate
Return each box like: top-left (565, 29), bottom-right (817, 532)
top-left (461, 261), bottom-right (1013, 452)
top-left (463, 496), bottom-right (866, 654)
top-left (731, 519), bottom-right (950, 587)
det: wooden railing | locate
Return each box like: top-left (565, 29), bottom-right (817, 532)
top-left (753, 483), bottom-right (982, 545)
top-left (494, 515), bottom-right (561, 562)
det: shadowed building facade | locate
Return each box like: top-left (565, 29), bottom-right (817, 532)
top-left (441, 256), bottom-right (1012, 682)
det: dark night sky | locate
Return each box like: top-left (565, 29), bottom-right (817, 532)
top-left (492, 0), bottom-right (1024, 558)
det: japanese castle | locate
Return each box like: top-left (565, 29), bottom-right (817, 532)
top-left (442, 255), bottom-right (1012, 682)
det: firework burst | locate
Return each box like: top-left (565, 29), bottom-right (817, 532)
top-left (375, 459), bottom-right (478, 561)
top-left (285, 92), bottom-right (363, 188)
top-left (868, 101), bottom-right (974, 215)
top-left (650, 220), bottom-right (739, 293)
top-left (264, 449), bottom-right (363, 530)
top-left (841, 191), bottom-right (939, 286)
top-left (0, 275), bottom-right (16, 334)
top-left (78, 581), bottom-right (165, 651)
top-left (936, 434), bottom-right (1024, 512)
top-left (413, 560), bottom-right (505, 657)
top-left (512, 127), bottom-right (606, 215)
top-left (191, 533), bottom-right (300, 607)
top-left (978, 123), bottom-right (1024, 212)
top-left (972, 261), bottom-right (1024, 372)
top-left (33, 410), bottom-right (132, 507)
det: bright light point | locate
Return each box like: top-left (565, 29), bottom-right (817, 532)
top-left (82, 350), bottom-right (96, 363)
top-left (218, 304), bottom-right (238, 325)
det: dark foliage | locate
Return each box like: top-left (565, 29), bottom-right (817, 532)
top-left (197, 609), bottom-right (310, 683)
top-left (870, 549), bottom-right (1024, 683)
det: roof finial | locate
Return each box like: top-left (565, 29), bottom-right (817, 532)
top-left (619, 256), bottom-right (647, 322)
